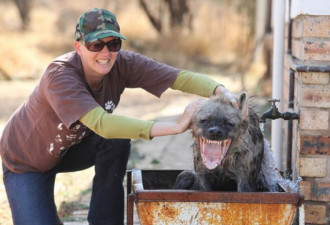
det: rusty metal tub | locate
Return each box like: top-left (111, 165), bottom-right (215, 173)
top-left (126, 170), bottom-right (303, 225)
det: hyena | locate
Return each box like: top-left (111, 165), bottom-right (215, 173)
top-left (173, 92), bottom-right (273, 192)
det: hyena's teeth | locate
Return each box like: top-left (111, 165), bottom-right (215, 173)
top-left (202, 137), bottom-right (222, 145)
top-left (207, 140), bottom-right (220, 144)
top-left (201, 137), bottom-right (231, 146)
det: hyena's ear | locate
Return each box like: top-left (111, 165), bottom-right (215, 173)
top-left (238, 92), bottom-right (249, 120)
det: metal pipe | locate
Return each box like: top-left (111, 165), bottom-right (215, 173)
top-left (285, 0), bottom-right (293, 180)
top-left (295, 64), bottom-right (330, 72)
top-left (271, 0), bottom-right (286, 170)
top-left (285, 69), bottom-right (295, 180)
top-left (287, 0), bottom-right (293, 55)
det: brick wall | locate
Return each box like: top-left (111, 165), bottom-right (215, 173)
top-left (285, 15), bottom-right (330, 225)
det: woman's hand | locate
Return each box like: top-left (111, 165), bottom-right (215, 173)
top-left (150, 99), bottom-right (206, 138)
top-left (175, 99), bottom-right (206, 133)
top-left (214, 85), bottom-right (239, 109)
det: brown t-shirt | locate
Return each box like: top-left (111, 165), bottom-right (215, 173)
top-left (0, 50), bottom-right (179, 173)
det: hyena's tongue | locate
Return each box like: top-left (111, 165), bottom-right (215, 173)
top-left (199, 137), bottom-right (232, 170)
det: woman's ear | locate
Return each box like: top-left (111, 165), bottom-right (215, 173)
top-left (74, 41), bottom-right (82, 56)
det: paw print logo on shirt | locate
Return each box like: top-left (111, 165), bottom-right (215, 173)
top-left (57, 123), bottom-right (63, 130)
top-left (55, 135), bottom-right (62, 143)
top-left (47, 143), bottom-right (54, 154)
top-left (105, 101), bottom-right (116, 112)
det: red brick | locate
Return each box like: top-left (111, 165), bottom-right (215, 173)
top-left (310, 181), bottom-right (330, 202)
top-left (301, 72), bottom-right (330, 85)
top-left (300, 87), bottom-right (330, 108)
top-left (292, 16), bottom-right (303, 39)
top-left (299, 181), bottom-right (330, 202)
top-left (292, 15), bottom-right (330, 38)
top-left (305, 204), bottom-right (326, 224)
top-left (293, 39), bottom-right (330, 61)
top-left (300, 135), bottom-right (330, 155)
top-left (299, 180), bottom-right (312, 200)
top-left (304, 39), bottom-right (330, 61)
top-left (303, 16), bottom-right (330, 38)
top-left (299, 157), bottom-right (327, 177)
top-left (300, 109), bottom-right (329, 130)
top-left (292, 39), bottom-right (303, 59)
top-left (312, 182), bottom-right (330, 202)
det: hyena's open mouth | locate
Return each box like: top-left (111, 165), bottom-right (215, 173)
top-left (199, 137), bottom-right (232, 170)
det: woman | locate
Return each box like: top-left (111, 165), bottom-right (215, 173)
top-left (0, 8), bottom-right (238, 225)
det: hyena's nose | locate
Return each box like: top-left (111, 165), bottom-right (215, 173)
top-left (208, 127), bottom-right (221, 136)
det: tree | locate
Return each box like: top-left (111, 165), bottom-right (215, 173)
top-left (139, 0), bottom-right (193, 35)
top-left (12, 0), bottom-right (33, 30)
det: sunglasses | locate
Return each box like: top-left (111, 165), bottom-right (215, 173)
top-left (84, 39), bottom-right (122, 52)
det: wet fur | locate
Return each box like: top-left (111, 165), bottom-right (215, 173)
top-left (173, 93), bottom-right (271, 192)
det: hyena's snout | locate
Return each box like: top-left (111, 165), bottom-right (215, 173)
top-left (206, 126), bottom-right (225, 140)
top-left (208, 127), bottom-right (220, 135)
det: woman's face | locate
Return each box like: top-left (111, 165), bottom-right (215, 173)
top-left (75, 36), bottom-right (119, 77)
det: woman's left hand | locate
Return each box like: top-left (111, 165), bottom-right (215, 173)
top-left (214, 85), bottom-right (239, 109)
top-left (149, 99), bottom-right (206, 138)
top-left (175, 99), bottom-right (207, 133)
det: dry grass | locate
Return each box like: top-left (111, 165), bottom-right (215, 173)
top-left (0, 0), bottom-right (263, 80)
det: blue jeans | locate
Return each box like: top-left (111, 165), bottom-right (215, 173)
top-left (2, 133), bottom-right (131, 225)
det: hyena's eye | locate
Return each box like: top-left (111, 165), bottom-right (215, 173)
top-left (199, 118), bottom-right (208, 124)
top-left (224, 119), bottom-right (235, 128)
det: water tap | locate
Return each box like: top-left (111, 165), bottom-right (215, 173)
top-left (259, 99), bottom-right (299, 123)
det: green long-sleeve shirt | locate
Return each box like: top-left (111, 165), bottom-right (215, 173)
top-left (79, 70), bottom-right (220, 140)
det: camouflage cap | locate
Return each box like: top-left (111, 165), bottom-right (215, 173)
top-left (75, 8), bottom-right (127, 42)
